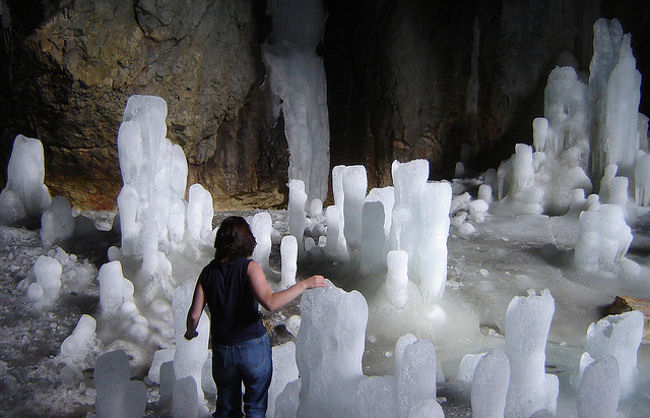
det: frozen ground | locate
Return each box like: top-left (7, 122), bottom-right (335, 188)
top-left (0, 209), bottom-right (648, 417)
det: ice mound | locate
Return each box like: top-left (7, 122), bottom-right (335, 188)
top-left (580, 311), bottom-right (644, 399)
top-left (94, 349), bottom-right (146, 418)
top-left (27, 255), bottom-right (62, 309)
top-left (172, 375), bottom-right (198, 418)
top-left (0, 134), bottom-right (51, 225)
top-left (504, 289), bottom-right (558, 417)
top-left (288, 179), bottom-right (308, 250)
top-left (60, 314), bottom-right (96, 365)
top-left (342, 165), bottom-right (368, 251)
top-left (148, 347), bottom-right (175, 385)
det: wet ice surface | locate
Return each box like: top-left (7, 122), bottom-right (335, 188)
top-left (1, 210), bottom-right (649, 417)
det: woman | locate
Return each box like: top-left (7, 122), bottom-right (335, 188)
top-left (184, 216), bottom-right (325, 417)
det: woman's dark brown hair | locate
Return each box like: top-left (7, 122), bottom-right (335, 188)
top-left (214, 216), bottom-right (257, 261)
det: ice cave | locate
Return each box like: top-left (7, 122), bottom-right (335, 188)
top-left (0, 0), bottom-right (649, 417)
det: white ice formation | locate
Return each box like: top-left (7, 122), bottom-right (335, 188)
top-left (268, 342), bottom-right (299, 418)
top-left (504, 289), bottom-right (558, 417)
top-left (280, 235), bottom-right (298, 289)
top-left (579, 310), bottom-right (644, 399)
top-left (60, 314), bottom-right (96, 365)
top-left (577, 356), bottom-right (622, 418)
top-left (0, 134), bottom-right (51, 225)
top-left (492, 18), bottom-right (649, 220)
top-left (471, 350), bottom-right (510, 418)
top-left (262, 0), bottom-right (330, 202)
top-left (94, 350), bottom-right (146, 418)
top-left (251, 211), bottom-right (273, 271)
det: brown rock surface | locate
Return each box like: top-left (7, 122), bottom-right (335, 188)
top-left (603, 296), bottom-right (650, 343)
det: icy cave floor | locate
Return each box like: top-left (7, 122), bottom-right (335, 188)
top-left (0, 210), bottom-right (649, 417)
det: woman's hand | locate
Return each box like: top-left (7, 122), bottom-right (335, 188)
top-left (184, 330), bottom-right (198, 340)
top-left (303, 275), bottom-right (326, 289)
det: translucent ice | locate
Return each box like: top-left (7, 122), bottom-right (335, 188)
top-left (385, 250), bottom-right (409, 309)
top-left (324, 205), bottom-right (347, 261)
top-left (172, 284), bottom-right (210, 405)
top-left (40, 196), bottom-right (75, 246)
top-left (94, 349), bottom-right (146, 418)
top-left (417, 181), bottom-right (452, 302)
top-left (342, 165), bottom-right (368, 251)
top-left (97, 261), bottom-right (134, 318)
top-left (269, 342), bottom-right (299, 418)
top-left (60, 314), bottom-right (96, 365)
top-left (504, 289), bottom-right (558, 417)
top-left (365, 186), bottom-right (395, 237)
top-left (574, 204), bottom-right (632, 271)
top-left (186, 183), bottom-right (213, 243)
top-left (0, 134), bottom-right (51, 224)
top-left (355, 375), bottom-right (396, 418)
top-left (360, 200), bottom-right (386, 275)
top-left (577, 356), bottom-right (621, 418)
top-left (635, 151), bottom-right (650, 206)
top-left (172, 376), bottom-right (198, 418)
top-left (296, 281), bottom-right (368, 417)
top-left (288, 179), bottom-right (308, 249)
top-left (471, 350), bottom-right (510, 418)
top-left (33, 255), bottom-right (62, 305)
top-left (395, 335), bottom-right (439, 418)
top-left (280, 235), bottom-right (298, 289)
top-left (148, 348), bottom-right (175, 385)
top-left (251, 211), bottom-right (273, 271)
top-left (262, 0), bottom-right (330, 202)
top-left (581, 311), bottom-right (643, 399)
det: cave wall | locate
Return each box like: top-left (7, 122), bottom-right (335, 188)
top-left (1, 0), bottom-right (649, 209)
top-left (0, 0), bottom-right (287, 210)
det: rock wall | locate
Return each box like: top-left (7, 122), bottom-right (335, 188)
top-left (1, 0), bottom-right (649, 209)
top-left (0, 0), bottom-right (286, 210)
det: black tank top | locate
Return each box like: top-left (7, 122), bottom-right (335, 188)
top-left (199, 257), bottom-right (266, 345)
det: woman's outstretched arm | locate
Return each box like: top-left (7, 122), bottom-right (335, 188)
top-left (184, 280), bottom-right (206, 340)
top-left (248, 260), bottom-right (325, 312)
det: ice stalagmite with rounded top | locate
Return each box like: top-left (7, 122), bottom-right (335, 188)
top-left (504, 289), bottom-right (558, 418)
top-left (389, 160), bottom-right (429, 259)
top-left (324, 205), bottom-right (347, 261)
top-left (172, 284), bottom-right (209, 410)
top-left (288, 179), bottom-right (308, 251)
top-left (251, 211), bottom-right (273, 271)
top-left (417, 181), bottom-right (451, 302)
top-left (342, 165), bottom-right (367, 252)
top-left (280, 235), bottom-right (298, 289)
top-left (0, 135), bottom-right (51, 225)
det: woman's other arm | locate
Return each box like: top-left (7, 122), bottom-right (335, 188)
top-left (184, 280), bottom-right (206, 340)
top-left (248, 260), bottom-right (325, 312)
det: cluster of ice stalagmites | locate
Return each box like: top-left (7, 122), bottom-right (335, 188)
top-left (266, 281), bottom-right (443, 418)
top-left (491, 18), bottom-right (648, 220)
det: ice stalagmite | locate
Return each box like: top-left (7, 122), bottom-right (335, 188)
top-left (172, 284), bottom-right (210, 411)
top-left (296, 281), bottom-right (368, 417)
top-left (0, 135), bottom-right (51, 225)
top-left (94, 350), bottom-right (146, 418)
top-left (262, 0), bottom-right (330, 202)
top-left (580, 311), bottom-right (643, 399)
top-left (251, 211), bottom-right (273, 271)
top-left (417, 181), bottom-right (451, 302)
top-left (342, 165), bottom-right (368, 252)
top-left (504, 289), bottom-right (558, 417)
top-left (280, 235), bottom-right (298, 289)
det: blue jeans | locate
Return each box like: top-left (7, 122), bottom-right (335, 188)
top-left (212, 334), bottom-right (272, 418)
